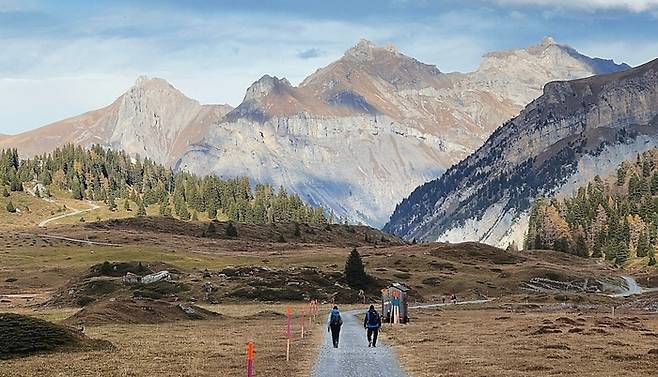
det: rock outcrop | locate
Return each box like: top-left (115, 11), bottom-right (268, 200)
top-left (384, 58), bottom-right (658, 247)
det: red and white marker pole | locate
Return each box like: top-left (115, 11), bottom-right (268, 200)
top-left (246, 342), bottom-right (254, 377)
top-left (286, 306), bottom-right (292, 362)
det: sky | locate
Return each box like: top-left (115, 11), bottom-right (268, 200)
top-left (1, 0), bottom-right (657, 135)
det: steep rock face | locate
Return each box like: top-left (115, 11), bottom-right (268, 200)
top-left (179, 38), bottom-right (628, 226)
top-left (384, 59), bottom-right (658, 246)
top-left (0, 77), bottom-right (232, 166)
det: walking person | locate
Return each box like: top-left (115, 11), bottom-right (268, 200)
top-left (327, 306), bottom-right (343, 348)
top-left (363, 305), bottom-right (382, 347)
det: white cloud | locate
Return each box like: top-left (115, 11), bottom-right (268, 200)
top-left (486, 0), bottom-right (658, 12)
top-left (0, 8), bottom-right (492, 134)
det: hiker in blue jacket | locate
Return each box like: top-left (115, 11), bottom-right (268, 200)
top-left (328, 306), bottom-right (343, 348)
top-left (364, 305), bottom-right (382, 347)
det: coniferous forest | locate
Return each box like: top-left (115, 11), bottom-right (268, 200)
top-left (0, 144), bottom-right (327, 225)
top-left (526, 149), bottom-right (658, 266)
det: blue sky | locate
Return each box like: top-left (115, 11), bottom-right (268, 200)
top-left (1, 0), bottom-right (657, 134)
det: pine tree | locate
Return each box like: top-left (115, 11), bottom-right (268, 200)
top-left (344, 248), bottom-right (368, 289)
top-left (225, 222), bottom-right (238, 238)
top-left (1, 187), bottom-right (9, 197)
top-left (9, 173), bottom-right (22, 192)
top-left (614, 241), bottom-right (630, 265)
top-left (637, 232), bottom-right (650, 257)
top-left (6, 200), bottom-right (16, 213)
top-left (71, 178), bottom-right (83, 200)
top-left (574, 235), bottom-right (588, 257)
top-left (203, 222), bottom-right (217, 237)
top-left (159, 197), bottom-right (172, 217)
top-left (137, 201), bottom-right (146, 217)
top-left (294, 222), bottom-right (301, 237)
top-left (107, 194), bottom-right (117, 211)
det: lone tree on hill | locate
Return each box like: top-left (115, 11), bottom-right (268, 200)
top-left (6, 200), bottom-right (16, 213)
top-left (344, 248), bottom-right (368, 289)
top-left (225, 222), bottom-right (238, 238)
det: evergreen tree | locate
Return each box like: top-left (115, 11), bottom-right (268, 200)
top-left (9, 173), bottom-right (22, 192)
top-left (344, 248), bottom-right (368, 289)
top-left (159, 198), bottom-right (172, 217)
top-left (574, 235), bottom-right (588, 257)
top-left (2, 187), bottom-right (9, 197)
top-left (137, 201), bottom-right (146, 217)
top-left (107, 194), bottom-right (117, 211)
top-left (225, 221), bottom-right (238, 238)
top-left (614, 241), bottom-right (630, 265)
top-left (203, 222), bottom-right (217, 237)
top-left (637, 232), bottom-right (651, 257)
top-left (71, 177), bottom-right (83, 200)
top-left (6, 200), bottom-right (16, 213)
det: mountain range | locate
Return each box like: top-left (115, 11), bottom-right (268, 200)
top-left (0, 37), bottom-right (630, 227)
top-left (384, 57), bottom-right (658, 247)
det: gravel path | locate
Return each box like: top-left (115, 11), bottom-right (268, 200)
top-left (312, 310), bottom-right (408, 377)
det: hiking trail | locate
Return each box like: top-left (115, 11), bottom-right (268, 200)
top-left (312, 310), bottom-right (408, 377)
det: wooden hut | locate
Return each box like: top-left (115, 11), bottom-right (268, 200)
top-left (381, 283), bottom-right (410, 324)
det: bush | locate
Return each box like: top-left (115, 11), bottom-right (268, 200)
top-left (6, 201), bottom-right (16, 213)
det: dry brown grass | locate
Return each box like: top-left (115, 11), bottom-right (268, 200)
top-left (0, 305), bottom-right (323, 377)
top-left (382, 305), bottom-right (658, 377)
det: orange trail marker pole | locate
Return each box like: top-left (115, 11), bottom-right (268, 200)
top-left (246, 342), bottom-right (254, 377)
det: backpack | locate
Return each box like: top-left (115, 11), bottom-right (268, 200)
top-left (367, 310), bottom-right (380, 327)
top-left (330, 311), bottom-right (342, 326)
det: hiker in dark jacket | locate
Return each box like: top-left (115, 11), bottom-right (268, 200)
top-left (364, 305), bottom-right (382, 347)
top-left (328, 306), bottom-right (343, 348)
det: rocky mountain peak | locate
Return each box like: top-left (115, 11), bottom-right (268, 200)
top-left (541, 36), bottom-right (556, 46)
top-left (133, 75), bottom-right (175, 91)
top-left (344, 39), bottom-right (398, 62)
top-left (243, 75), bottom-right (293, 102)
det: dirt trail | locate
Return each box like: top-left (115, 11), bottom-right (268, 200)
top-left (38, 201), bottom-right (100, 227)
